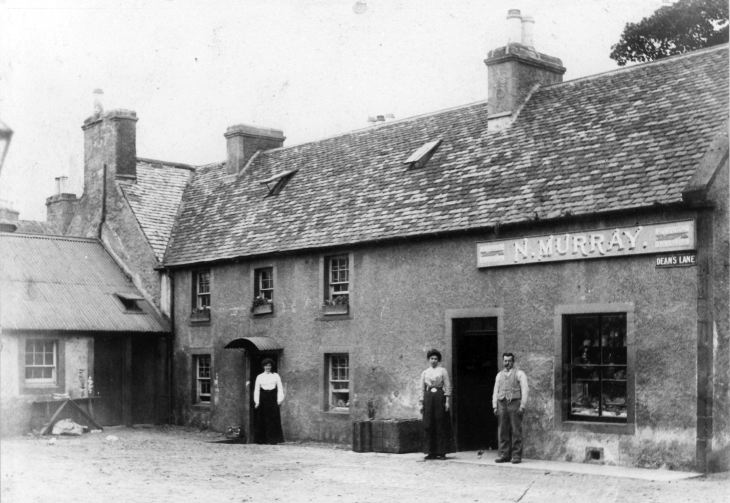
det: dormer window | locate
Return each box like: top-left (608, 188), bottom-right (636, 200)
top-left (115, 293), bottom-right (144, 313)
top-left (403, 139), bottom-right (442, 169)
top-left (261, 169), bottom-right (299, 197)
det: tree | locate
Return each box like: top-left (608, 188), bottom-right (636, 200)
top-left (610, 0), bottom-right (729, 66)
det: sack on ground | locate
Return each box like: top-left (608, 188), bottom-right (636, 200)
top-left (51, 418), bottom-right (86, 436)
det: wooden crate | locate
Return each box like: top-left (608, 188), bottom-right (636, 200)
top-left (352, 420), bottom-right (372, 452)
top-left (371, 419), bottom-right (422, 454)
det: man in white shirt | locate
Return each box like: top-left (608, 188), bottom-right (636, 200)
top-left (492, 352), bottom-right (529, 463)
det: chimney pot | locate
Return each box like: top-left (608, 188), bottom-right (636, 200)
top-left (506, 9), bottom-right (522, 44)
top-left (521, 15), bottom-right (535, 48)
top-left (55, 176), bottom-right (69, 195)
top-left (93, 88), bottom-right (104, 115)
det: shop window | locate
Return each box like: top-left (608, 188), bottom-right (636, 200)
top-left (191, 269), bottom-right (211, 321)
top-left (195, 355), bottom-right (211, 404)
top-left (565, 313), bottom-right (627, 422)
top-left (326, 354), bottom-right (350, 411)
top-left (25, 339), bottom-right (58, 385)
top-left (323, 255), bottom-right (349, 314)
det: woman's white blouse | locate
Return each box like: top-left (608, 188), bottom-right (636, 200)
top-left (420, 366), bottom-right (452, 402)
top-left (254, 372), bottom-right (284, 406)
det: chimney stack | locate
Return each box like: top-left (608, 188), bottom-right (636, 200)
top-left (46, 176), bottom-right (78, 235)
top-left (484, 10), bottom-right (565, 130)
top-left (224, 124), bottom-right (285, 175)
top-left (0, 200), bottom-right (19, 233)
top-left (67, 109), bottom-right (137, 237)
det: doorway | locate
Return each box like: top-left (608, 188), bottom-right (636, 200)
top-left (453, 317), bottom-right (499, 451)
top-left (247, 352), bottom-right (280, 441)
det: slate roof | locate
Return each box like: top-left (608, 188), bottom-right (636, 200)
top-left (0, 233), bottom-right (169, 333)
top-left (120, 159), bottom-right (193, 261)
top-left (165, 45), bottom-right (729, 267)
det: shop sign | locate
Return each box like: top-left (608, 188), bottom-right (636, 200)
top-left (477, 220), bottom-right (695, 268)
top-left (655, 253), bottom-right (697, 268)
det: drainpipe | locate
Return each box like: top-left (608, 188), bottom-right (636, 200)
top-left (98, 164), bottom-right (107, 240)
top-left (168, 270), bottom-right (176, 425)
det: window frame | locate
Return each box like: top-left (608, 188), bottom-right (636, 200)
top-left (325, 353), bottom-right (350, 413)
top-left (565, 313), bottom-right (627, 423)
top-left (325, 255), bottom-right (350, 304)
top-left (19, 337), bottom-right (65, 394)
top-left (191, 269), bottom-right (211, 321)
top-left (24, 339), bottom-right (58, 384)
top-left (554, 303), bottom-right (635, 435)
top-left (254, 267), bottom-right (274, 302)
top-left (192, 353), bottom-right (212, 406)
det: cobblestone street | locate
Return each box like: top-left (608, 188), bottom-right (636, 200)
top-left (1, 427), bottom-right (728, 503)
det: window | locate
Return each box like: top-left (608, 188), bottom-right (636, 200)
top-left (260, 169), bottom-right (298, 197)
top-left (565, 313), bottom-right (627, 422)
top-left (403, 139), bottom-right (442, 169)
top-left (254, 267), bottom-right (274, 302)
top-left (25, 340), bottom-right (57, 385)
top-left (191, 269), bottom-right (211, 320)
top-left (115, 293), bottom-right (143, 312)
top-left (327, 354), bottom-right (350, 411)
top-left (325, 255), bottom-right (349, 305)
top-left (195, 355), bottom-right (211, 404)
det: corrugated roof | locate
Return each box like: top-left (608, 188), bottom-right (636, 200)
top-left (0, 233), bottom-right (169, 333)
top-left (121, 159), bottom-right (193, 262)
top-left (164, 45), bottom-right (729, 266)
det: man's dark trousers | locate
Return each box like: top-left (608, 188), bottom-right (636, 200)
top-left (497, 398), bottom-right (522, 461)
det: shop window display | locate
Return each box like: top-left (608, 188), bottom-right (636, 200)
top-left (566, 313), bottom-right (627, 422)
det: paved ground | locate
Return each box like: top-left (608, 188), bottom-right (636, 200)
top-left (1, 426), bottom-right (728, 503)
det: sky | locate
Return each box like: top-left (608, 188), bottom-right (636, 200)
top-left (0, 0), bottom-right (674, 220)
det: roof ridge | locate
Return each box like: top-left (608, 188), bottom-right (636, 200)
top-left (203, 99), bottom-right (489, 164)
top-left (137, 157), bottom-right (196, 170)
top-left (0, 232), bottom-right (99, 243)
top-left (210, 47), bottom-right (729, 162)
top-left (556, 43), bottom-right (729, 88)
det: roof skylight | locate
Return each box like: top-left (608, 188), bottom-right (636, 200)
top-left (403, 139), bottom-right (442, 169)
top-left (261, 169), bottom-right (299, 197)
top-left (115, 292), bottom-right (144, 312)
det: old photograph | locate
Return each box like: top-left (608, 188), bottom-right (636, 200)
top-left (1, 1), bottom-right (728, 501)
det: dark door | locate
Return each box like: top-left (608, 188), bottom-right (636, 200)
top-left (131, 338), bottom-right (158, 425)
top-left (93, 336), bottom-right (124, 426)
top-left (248, 352), bottom-right (279, 439)
top-left (453, 317), bottom-right (498, 451)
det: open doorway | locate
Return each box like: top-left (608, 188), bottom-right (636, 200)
top-left (452, 317), bottom-right (498, 451)
top-left (248, 352), bottom-right (280, 441)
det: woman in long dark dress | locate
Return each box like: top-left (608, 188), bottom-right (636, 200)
top-left (253, 358), bottom-right (285, 444)
top-left (419, 349), bottom-right (453, 460)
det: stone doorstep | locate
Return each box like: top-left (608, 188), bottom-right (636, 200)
top-left (445, 450), bottom-right (704, 482)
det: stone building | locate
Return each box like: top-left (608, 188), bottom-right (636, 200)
top-left (0, 232), bottom-right (170, 434)
top-left (160, 24), bottom-right (728, 470)
top-left (2, 11), bottom-right (728, 472)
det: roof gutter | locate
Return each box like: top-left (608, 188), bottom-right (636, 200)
top-left (161, 200), bottom-right (694, 270)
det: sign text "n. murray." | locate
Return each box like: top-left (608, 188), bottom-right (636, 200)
top-left (476, 220), bottom-right (695, 268)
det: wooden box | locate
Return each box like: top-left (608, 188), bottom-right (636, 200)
top-left (371, 419), bottom-right (422, 454)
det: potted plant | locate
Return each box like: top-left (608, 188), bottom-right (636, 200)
top-left (190, 306), bottom-right (210, 322)
top-left (251, 295), bottom-right (273, 315)
top-left (322, 295), bottom-right (348, 316)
